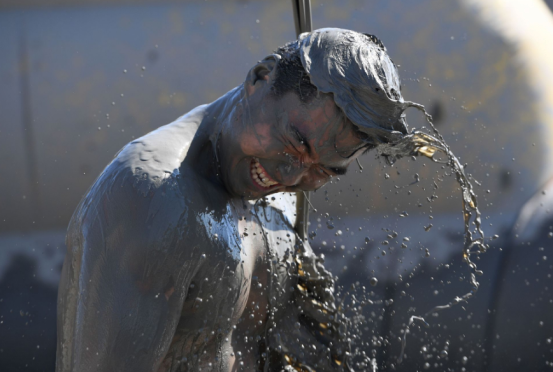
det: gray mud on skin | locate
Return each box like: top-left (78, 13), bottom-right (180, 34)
top-left (56, 90), bottom-right (351, 371)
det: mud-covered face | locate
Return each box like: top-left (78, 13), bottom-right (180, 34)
top-left (218, 91), bottom-right (370, 199)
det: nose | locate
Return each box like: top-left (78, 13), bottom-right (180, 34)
top-left (278, 162), bottom-right (330, 191)
top-left (300, 165), bottom-right (331, 191)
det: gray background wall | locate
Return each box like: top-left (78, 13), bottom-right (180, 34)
top-left (0, 0), bottom-right (548, 234)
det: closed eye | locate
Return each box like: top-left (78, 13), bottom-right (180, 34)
top-left (328, 166), bottom-right (348, 175)
top-left (317, 165), bottom-right (347, 177)
top-left (290, 125), bottom-right (311, 155)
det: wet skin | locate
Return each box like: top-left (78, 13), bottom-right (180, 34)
top-left (219, 80), bottom-right (369, 200)
top-left (56, 57), bottom-right (365, 372)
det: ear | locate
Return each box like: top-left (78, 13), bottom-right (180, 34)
top-left (245, 54), bottom-right (281, 96)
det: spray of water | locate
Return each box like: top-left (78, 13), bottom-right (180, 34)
top-left (377, 102), bottom-right (488, 363)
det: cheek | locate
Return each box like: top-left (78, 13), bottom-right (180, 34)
top-left (239, 123), bottom-right (277, 156)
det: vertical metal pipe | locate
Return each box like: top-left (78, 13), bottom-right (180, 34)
top-left (290, 0), bottom-right (312, 240)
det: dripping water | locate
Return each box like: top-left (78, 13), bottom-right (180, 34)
top-left (377, 103), bottom-right (488, 363)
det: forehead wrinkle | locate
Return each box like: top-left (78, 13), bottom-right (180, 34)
top-left (301, 98), bottom-right (339, 131)
top-left (314, 110), bottom-right (346, 149)
top-left (287, 106), bottom-right (312, 131)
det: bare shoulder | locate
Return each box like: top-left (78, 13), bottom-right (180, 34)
top-left (66, 104), bottom-right (210, 264)
top-left (57, 108), bottom-right (212, 371)
top-left (113, 104), bottom-right (207, 194)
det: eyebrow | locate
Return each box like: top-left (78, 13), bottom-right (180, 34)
top-left (290, 124), bottom-right (349, 176)
top-left (290, 124), bottom-right (312, 155)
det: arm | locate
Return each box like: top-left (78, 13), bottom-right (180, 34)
top-left (56, 164), bottom-right (199, 372)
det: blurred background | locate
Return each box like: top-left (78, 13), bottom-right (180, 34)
top-left (1, 0), bottom-right (553, 370)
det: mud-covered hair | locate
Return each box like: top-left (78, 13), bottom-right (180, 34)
top-left (271, 37), bottom-right (383, 149)
top-left (273, 29), bottom-right (408, 145)
top-left (272, 40), bottom-right (319, 103)
top-left (272, 32), bottom-right (397, 104)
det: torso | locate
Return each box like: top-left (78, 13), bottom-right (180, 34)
top-left (109, 109), bottom-right (300, 371)
top-left (59, 106), bottom-right (346, 372)
top-left (157, 178), bottom-right (299, 372)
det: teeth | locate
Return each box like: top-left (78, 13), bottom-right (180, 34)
top-left (251, 158), bottom-right (278, 188)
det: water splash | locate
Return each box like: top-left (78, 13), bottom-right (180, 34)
top-left (377, 103), bottom-right (488, 363)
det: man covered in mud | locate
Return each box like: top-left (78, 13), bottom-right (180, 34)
top-left (56, 28), bottom-right (415, 372)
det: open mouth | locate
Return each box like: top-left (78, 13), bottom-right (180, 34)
top-left (250, 158), bottom-right (280, 189)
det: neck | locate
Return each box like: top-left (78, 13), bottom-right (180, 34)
top-left (187, 85), bottom-right (245, 193)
